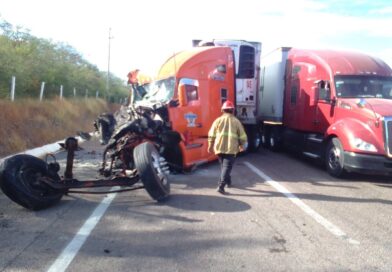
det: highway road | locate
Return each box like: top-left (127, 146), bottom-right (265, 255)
top-left (1, 137), bottom-right (392, 271)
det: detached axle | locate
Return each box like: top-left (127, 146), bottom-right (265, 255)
top-left (44, 137), bottom-right (141, 192)
top-left (64, 137), bottom-right (78, 179)
top-left (39, 176), bottom-right (142, 193)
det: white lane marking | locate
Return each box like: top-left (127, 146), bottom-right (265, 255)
top-left (244, 162), bottom-right (360, 245)
top-left (47, 187), bottom-right (119, 272)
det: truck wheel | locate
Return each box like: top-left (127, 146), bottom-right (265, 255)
top-left (134, 142), bottom-right (170, 201)
top-left (0, 154), bottom-right (63, 210)
top-left (245, 125), bottom-right (261, 152)
top-left (326, 138), bottom-right (346, 177)
top-left (261, 128), bottom-right (270, 148)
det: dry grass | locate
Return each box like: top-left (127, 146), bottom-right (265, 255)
top-left (0, 98), bottom-right (118, 158)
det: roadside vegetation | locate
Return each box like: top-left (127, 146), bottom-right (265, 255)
top-left (0, 98), bottom-right (119, 158)
top-left (0, 16), bottom-right (128, 101)
top-left (0, 17), bottom-right (129, 157)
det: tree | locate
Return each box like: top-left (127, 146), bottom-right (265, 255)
top-left (0, 17), bottom-right (128, 101)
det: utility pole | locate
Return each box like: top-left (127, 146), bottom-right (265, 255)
top-left (106, 27), bottom-right (113, 95)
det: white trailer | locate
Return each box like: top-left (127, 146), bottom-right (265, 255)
top-left (259, 47), bottom-right (291, 149)
top-left (259, 47), bottom-right (291, 123)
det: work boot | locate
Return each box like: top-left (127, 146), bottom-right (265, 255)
top-left (216, 186), bottom-right (225, 194)
top-left (226, 177), bottom-right (232, 188)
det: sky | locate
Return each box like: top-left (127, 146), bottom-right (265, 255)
top-left (1, 0), bottom-right (391, 81)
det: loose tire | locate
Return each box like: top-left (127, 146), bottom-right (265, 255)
top-left (0, 154), bottom-right (63, 210)
top-left (326, 138), bottom-right (346, 177)
top-left (134, 142), bottom-right (170, 201)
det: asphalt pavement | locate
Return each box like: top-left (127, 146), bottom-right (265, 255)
top-left (1, 136), bottom-right (392, 271)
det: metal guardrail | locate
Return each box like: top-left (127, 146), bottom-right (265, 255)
top-left (0, 133), bottom-right (94, 165)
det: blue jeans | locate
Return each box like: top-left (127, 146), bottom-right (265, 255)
top-left (217, 154), bottom-right (236, 188)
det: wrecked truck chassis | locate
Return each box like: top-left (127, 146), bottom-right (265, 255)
top-left (40, 137), bottom-right (142, 194)
top-left (41, 137), bottom-right (158, 195)
top-left (0, 105), bottom-right (174, 210)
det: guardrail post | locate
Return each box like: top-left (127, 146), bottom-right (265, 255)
top-left (39, 82), bottom-right (45, 101)
top-left (10, 76), bottom-right (15, 101)
top-left (60, 85), bottom-right (63, 99)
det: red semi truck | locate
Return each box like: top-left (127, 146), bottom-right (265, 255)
top-left (259, 47), bottom-right (392, 177)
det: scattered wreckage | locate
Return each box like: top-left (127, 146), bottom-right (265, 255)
top-left (94, 112), bottom-right (117, 145)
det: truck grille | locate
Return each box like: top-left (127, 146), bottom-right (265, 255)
top-left (384, 117), bottom-right (392, 157)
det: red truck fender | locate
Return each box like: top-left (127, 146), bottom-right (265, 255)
top-left (325, 117), bottom-right (381, 153)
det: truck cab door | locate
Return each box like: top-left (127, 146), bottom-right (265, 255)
top-left (284, 64), bottom-right (301, 129)
top-left (177, 78), bottom-right (204, 136)
top-left (170, 78), bottom-right (218, 168)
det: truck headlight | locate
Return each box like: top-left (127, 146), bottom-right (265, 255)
top-left (352, 138), bottom-right (377, 152)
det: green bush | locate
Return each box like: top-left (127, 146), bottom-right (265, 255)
top-left (0, 17), bottom-right (129, 101)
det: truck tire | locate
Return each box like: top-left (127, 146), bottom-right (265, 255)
top-left (261, 127), bottom-right (270, 148)
top-left (134, 142), bottom-right (170, 201)
top-left (245, 125), bottom-right (261, 152)
top-left (326, 138), bottom-right (346, 177)
top-left (269, 127), bottom-right (282, 152)
top-left (0, 154), bottom-right (63, 210)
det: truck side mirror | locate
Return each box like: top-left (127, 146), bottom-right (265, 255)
top-left (316, 80), bottom-right (332, 103)
top-left (216, 64), bottom-right (226, 73)
top-left (331, 96), bottom-right (337, 106)
top-left (178, 84), bottom-right (187, 106)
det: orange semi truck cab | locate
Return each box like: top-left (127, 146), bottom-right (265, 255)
top-left (165, 46), bottom-right (236, 168)
top-left (131, 40), bottom-right (261, 170)
top-left (260, 47), bottom-right (392, 177)
top-left (132, 46), bottom-right (235, 169)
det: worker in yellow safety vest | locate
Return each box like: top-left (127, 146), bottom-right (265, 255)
top-left (208, 100), bottom-right (248, 194)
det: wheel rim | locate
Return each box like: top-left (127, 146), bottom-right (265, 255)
top-left (254, 134), bottom-right (260, 148)
top-left (328, 146), bottom-right (341, 171)
top-left (151, 151), bottom-right (168, 186)
top-left (270, 137), bottom-right (275, 147)
top-left (20, 167), bottom-right (47, 196)
top-left (261, 135), bottom-right (266, 145)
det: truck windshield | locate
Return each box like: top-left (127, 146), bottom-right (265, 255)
top-left (136, 77), bottom-right (175, 103)
top-left (335, 75), bottom-right (392, 99)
